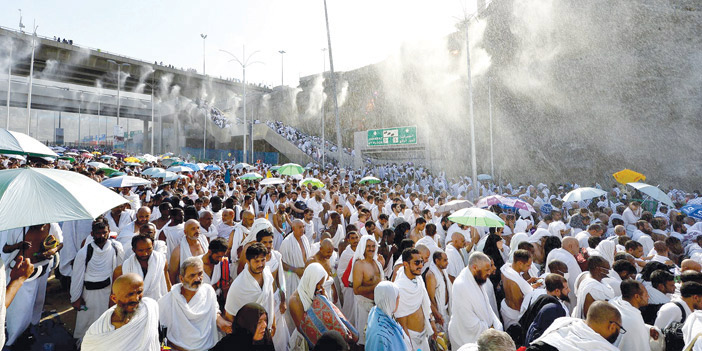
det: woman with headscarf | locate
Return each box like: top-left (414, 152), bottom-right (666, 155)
top-left (482, 234), bottom-right (506, 287)
top-left (365, 281), bottom-right (411, 351)
top-left (211, 303), bottom-right (274, 351)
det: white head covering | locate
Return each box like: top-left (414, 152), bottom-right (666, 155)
top-left (297, 262), bottom-right (328, 310)
top-left (593, 240), bottom-right (615, 265)
top-left (374, 281), bottom-right (399, 316)
top-left (528, 228), bottom-right (552, 243)
top-left (350, 235), bottom-right (379, 277)
top-left (548, 221), bottom-right (567, 237)
top-left (510, 233), bottom-right (529, 253)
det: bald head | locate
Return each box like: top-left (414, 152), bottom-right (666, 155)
top-left (221, 209), bottom-right (234, 223)
top-left (586, 300), bottom-right (621, 326)
top-left (614, 225), bottom-right (626, 236)
top-left (184, 219), bottom-right (200, 239)
top-left (562, 237), bottom-right (579, 256)
top-left (112, 273), bottom-right (143, 295)
top-left (451, 232), bottom-right (466, 249)
top-left (682, 259), bottom-right (702, 273)
top-left (136, 206), bottom-right (151, 217)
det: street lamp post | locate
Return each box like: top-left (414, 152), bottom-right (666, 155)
top-left (488, 76), bottom-right (494, 179)
top-left (323, 0), bottom-right (344, 168)
top-left (463, 18), bottom-right (478, 201)
top-left (106, 60), bottom-right (130, 148)
top-left (278, 50), bottom-right (286, 86)
top-left (200, 34), bottom-right (207, 75)
top-left (321, 47), bottom-right (327, 166)
top-left (150, 74), bottom-right (156, 155)
top-left (26, 21), bottom-right (37, 135)
top-left (220, 46), bottom-right (262, 164)
top-left (78, 92), bottom-right (82, 146)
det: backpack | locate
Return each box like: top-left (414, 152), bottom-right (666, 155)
top-left (663, 301), bottom-right (687, 351)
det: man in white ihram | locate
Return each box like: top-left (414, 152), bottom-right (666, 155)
top-left (159, 257), bottom-right (230, 351)
top-left (81, 273), bottom-right (160, 351)
top-left (112, 235), bottom-right (171, 301)
top-left (224, 243), bottom-right (276, 329)
top-left (448, 252), bottom-right (502, 348)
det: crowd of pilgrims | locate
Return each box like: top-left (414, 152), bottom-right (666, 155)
top-left (0, 153), bottom-right (701, 351)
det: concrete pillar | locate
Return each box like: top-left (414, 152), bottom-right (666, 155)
top-left (142, 120), bottom-right (149, 154)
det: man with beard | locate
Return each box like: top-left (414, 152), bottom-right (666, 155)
top-left (159, 257), bottom-right (230, 351)
top-left (352, 236), bottom-right (385, 349)
top-left (116, 207), bottom-right (151, 258)
top-left (448, 252), bottom-right (502, 347)
top-left (200, 238), bottom-right (230, 301)
top-left (522, 274), bottom-right (571, 344)
top-left (395, 248), bottom-right (438, 351)
top-left (426, 249), bottom-right (452, 332)
top-left (169, 219), bottom-right (208, 284)
top-left (610, 279), bottom-right (660, 351)
top-left (228, 211), bottom-right (254, 278)
top-left (217, 209), bottom-right (236, 240)
top-left (113, 235), bottom-right (171, 301)
top-left (280, 220), bottom-right (311, 298)
top-left (105, 203), bottom-right (134, 234)
top-left (527, 301), bottom-right (622, 351)
top-left (71, 218), bottom-right (125, 342)
top-left (81, 274), bottom-right (160, 351)
top-left (573, 256), bottom-right (615, 319)
top-left (307, 238), bottom-right (338, 303)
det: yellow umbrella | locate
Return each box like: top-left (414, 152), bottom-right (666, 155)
top-left (613, 169), bottom-right (646, 184)
top-left (91, 151), bottom-right (102, 155)
top-left (124, 157), bottom-right (140, 163)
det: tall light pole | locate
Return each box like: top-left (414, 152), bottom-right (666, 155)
top-left (323, 0), bottom-right (343, 168)
top-left (321, 47), bottom-right (327, 166)
top-left (78, 92), bottom-right (83, 145)
top-left (488, 76), bottom-right (494, 179)
top-left (150, 72), bottom-right (156, 155)
top-left (462, 17), bottom-right (478, 201)
top-left (106, 60), bottom-right (130, 148)
top-left (202, 98), bottom-right (207, 160)
top-left (200, 34), bottom-right (207, 75)
top-left (220, 46), bottom-right (263, 163)
top-left (6, 40), bottom-right (12, 129)
top-left (278, 50), bottom-right (286, 86)
top-left (26, 21), bottom-right (37, 135)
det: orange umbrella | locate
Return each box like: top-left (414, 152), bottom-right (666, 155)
top-left (613, 169), bottom-right (646, 184)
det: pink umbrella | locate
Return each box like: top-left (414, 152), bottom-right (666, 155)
top-left (476, 195), bottom-right (535, 212)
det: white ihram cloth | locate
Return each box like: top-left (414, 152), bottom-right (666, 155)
top-left (446, 244), bottom-right (466, 279)
top-left (81, 297), bottom-right (160, 351)
top-left (162, 223), bottom-right (184, 257)
top-left (280, 234), bottom-right (311, 298)
top-left (644, 281), bottom-right (672, 305)
top-left (0, 258), bottom-right (5, 347)
top-left (395, 269), bottom-right (432, 351)
top-left (158, 284), bottom-right (220, 351)
top-left (533, 317), bottom-right (619, 351)
top-left (71, 240), bottom-right (124, 339)
top-left (329, 223), bottom-right (345, 249)
top-left (229, 223), bottom-right (251, 278)
top-left (499, 264), bottom-right (533, 328)
top-left (683, 311), bottom-right (702, 351)
top-left (337, 246), bottom-right (356, 325)
top-left (226, 265), bottom-right (276, 321)
top-left (59, 219), bottom-right (92, 276)
top-left (122, 251), bottom-right (168, 300)
top-left (448, 266), bottom-right (502, 347)
top-left (266, 250), bottom-right (290, 351)
top-left (428, 260), bottom-right (452, 331)
top-left (610, 296), bottom-right (659, 351)
top-left (241, 218), bottom-right (275, 248)
top-left (546, 248), bottom-right (582, 306)
top-left (178, 234), bottom-right (209, 263)
top-left (571, 276), bottom-right (615, 319)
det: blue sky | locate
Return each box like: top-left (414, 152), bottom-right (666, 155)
top-left (1, 0), bottom-right (471, 87)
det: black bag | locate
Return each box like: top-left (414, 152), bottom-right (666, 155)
top-left (663, 301), bottom-right (687, 351)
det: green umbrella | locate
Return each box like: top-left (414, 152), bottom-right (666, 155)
top-left (59, 156), bottom-right (76, 163)
top-left (0, 128), bottom-right (58, 158)
top-left (239, 172), bottom-right (263, 180)
top-left (278, 163), bottom-right (304, 176)
top-left (109, 171), bottom-right (126, 177)
top-left (359, 176), bottom-right (381, 185)
top-left (448, 208), bottom-right (505, 228)
top-left (301, 177), bottom-right (325, 188)
top-left (101, 167), bottom-right (121, 176)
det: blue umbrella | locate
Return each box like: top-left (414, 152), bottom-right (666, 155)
top-left (224, 169), bottom-right (231, 183)
top-left (183, 163), bottom-right (201, 171)
top-left (205, 164), bottom-right (221, 171)
top-left (682, 204), bottom-right (702, 220)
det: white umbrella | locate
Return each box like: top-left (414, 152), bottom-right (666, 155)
top-left (152, 171), bottom-right (179, 182)
top-left (0, 129), bottom-right (58, 158)
top-left (142, 167), bottom-right (165, 176)
top-left (166, 166), bottom-right (193, 173)
top-left (436, 199), bottom-right (474, 213)
top-left (86, 161), bottom-right (109, 169)
top-left (101, 175), bottom-right (152, 188)
top-left (627, 182), bottom-right (675, 207)
top-left (561, 187), bottom-right (607, 202)
top-left (260, 177), bottom-right (285, 186)
top-left (234, 162), bottom-right (254, 170)
top-left (0, 168), bottom-right (128, 231)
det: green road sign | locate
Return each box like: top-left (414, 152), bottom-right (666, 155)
top-left (367, 126), bottom-right (417, 146)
